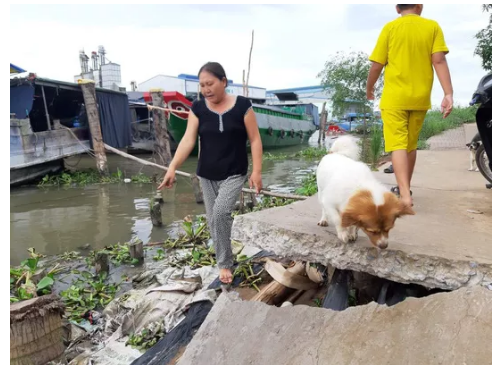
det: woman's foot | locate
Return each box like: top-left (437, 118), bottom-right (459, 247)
top-left (219, 268), bottom-right (233, 284)
top-left (391, 186), bottom-right (414, 207)
top-left (400, 195), bottom-right (414, 208)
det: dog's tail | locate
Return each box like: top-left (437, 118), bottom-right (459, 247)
top-left (329, 136), bottom-right (360, 161)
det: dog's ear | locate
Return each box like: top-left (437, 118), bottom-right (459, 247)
top-left (396, 202), bottom-right (415, 217)
top-left (383, 192), bottom-right (415, 218)
top-left (341, 190), bottom-right (374, 227)
top-left (341, 210), bottom-right (359, 227)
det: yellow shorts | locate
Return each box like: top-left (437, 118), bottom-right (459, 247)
top-left (381, 109), bottom-right (427, 153)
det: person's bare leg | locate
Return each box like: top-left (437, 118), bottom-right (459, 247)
top-left (407, 149), bottom-right (417, 186)
top-left (392, 149), bottom-right (413, 207)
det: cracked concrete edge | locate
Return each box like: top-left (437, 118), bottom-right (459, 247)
top-left (177, 291), bottom-right (242, 365)
top-left (231, 215), bottom-right (492, 291)
top-left (179, 286), bottom-right (491, 365)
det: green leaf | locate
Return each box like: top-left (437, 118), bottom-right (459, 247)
top-left (36, 276), bottom-right (54, 291)
top-left (25, 258), bottom-right (38, 270)
top-left (81, 271), bottom-right (93, 280)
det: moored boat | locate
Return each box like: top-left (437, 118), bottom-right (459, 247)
top-left (141, 91), bottom-right (317, 155)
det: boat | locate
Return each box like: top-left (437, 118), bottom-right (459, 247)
top-left (10, 73), bottom-right (133, 186)
top-left (140, 91), bottom-right (317, 155)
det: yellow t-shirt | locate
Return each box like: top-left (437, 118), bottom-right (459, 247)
top-left (369, 14), bottom-right (449, 110)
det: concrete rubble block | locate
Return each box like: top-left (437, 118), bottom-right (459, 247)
top-left (231, 192), bottom-right (492, 290)
top-left (178, 286), bottom-right (492, 365)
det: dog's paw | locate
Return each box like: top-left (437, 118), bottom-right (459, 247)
top-left (337, 229), bottom-right (350, 243)
top-left (317, 219), bottom-right (329, 227)
top-left (475, 168), bottom-right (480, 172)
top-left (468, 168), bottom-right (474, 171)
top-left (348, 227), bottom-right (358, 242)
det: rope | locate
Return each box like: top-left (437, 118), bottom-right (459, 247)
top-left (59, 125), bottom-right (97, 159)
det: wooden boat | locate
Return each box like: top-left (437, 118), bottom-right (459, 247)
top-left (140, 91), bottom-right (317, 155)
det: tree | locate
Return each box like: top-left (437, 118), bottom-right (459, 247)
top-left (474, 4), bottom-right (492, 72)
top-left (318, 51), bottom-right (383, 118)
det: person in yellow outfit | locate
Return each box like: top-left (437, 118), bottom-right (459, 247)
top-left (366, 4), bottom-right (453, 208)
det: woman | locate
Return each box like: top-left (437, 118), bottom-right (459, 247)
top-left (157, 62), bottom-right (263, 284)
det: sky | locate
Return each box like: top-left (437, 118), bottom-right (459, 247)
top-left (9, 4), bottom-right (490, 108)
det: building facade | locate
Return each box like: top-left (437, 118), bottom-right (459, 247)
top-left (138, 74), bottom-right (267, 102)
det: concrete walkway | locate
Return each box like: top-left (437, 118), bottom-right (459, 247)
top-left (232, 149), bottom-right (492, 290)
top-left (179, 287), bottom-right (491, 365)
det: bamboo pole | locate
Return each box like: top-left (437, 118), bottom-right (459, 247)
top-left (147, 105), bottom-right (190, 114)
top-left (103, 144), bottom-right (308, 201)
top-left (245, 30), bottom-right (254, 98)
top-left (40, 85), bottom-right (51, 131)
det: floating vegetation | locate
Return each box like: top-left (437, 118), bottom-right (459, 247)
top-left (10, 248), bottom-right (57, 303)
top-left (295, 173), bottom-right (317, 197)
top-left (38, 168), bottom-right (153, 187)
top-left (60, 271), bottom-right (119, 322)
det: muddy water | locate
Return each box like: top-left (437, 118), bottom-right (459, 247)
top-left (10, 135), bottom-right (336, 265)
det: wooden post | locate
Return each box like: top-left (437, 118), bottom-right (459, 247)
top-left (249, 192), bottom-right (257, 208)
top-left (129, 238), bottom-right (144, 265)
top-left (150, 89), bottom-right (172, 166)
top-left (79, 80), bottom-right (109, 176)
top-left (95, 252), bottom-right (109, 276)
top-left (239, 192), bottom-right (245, 214)
top-left (10, 295), bottom-right (65, 365)
top-left (190, 174), bottom-right (204, 204)
top-left (318, 102), bottom-right (327, 144)
top-left (150, 201), bottom-right (163, 226)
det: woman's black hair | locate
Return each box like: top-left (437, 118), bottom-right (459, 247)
top-left (198, 62), bottom-right (228, 88)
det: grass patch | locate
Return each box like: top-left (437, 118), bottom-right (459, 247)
top-left (418, 106), bottom-right (476, 148)
top-left (38, 168), bottom-right (152, 187)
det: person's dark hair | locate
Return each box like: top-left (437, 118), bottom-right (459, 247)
top-left (198, 62), bottom-right (228, 88)
top-left (397, 4), bottom-right (417, 10)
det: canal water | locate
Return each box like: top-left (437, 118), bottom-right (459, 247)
top-left (10, 135), bottom-right (335, 265)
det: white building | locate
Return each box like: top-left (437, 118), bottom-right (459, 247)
top-left (138, 74), bottom-right (267, 102)
top-left (266, 85), bottom-right (365, 121)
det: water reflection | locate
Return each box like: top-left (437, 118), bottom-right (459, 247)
top-left (10, 133), bottom-right (334, 264)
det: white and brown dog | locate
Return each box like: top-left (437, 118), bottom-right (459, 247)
top-left (316, 136), bottom-right (415, 249)
top-left (466, 134), bottom-right (482, 172)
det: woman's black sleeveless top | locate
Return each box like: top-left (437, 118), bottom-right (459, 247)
top-left (191, 95), bottom-right (253, 181)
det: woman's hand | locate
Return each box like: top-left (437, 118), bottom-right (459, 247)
top-left (157, 169), bottom-right (176, 190)
top-left (249, 171), bottom-right (262, 194)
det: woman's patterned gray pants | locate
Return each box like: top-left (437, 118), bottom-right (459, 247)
top-left (199, 174), bottom-right (247, 270)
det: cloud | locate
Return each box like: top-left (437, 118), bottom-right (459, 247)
top-left (10, 4), bottom-right (489, 108)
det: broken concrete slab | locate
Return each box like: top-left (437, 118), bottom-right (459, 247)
top-left (232, 150), bottom-right (492, 290)
top-left (178, 287), bottom-right (492, 365)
